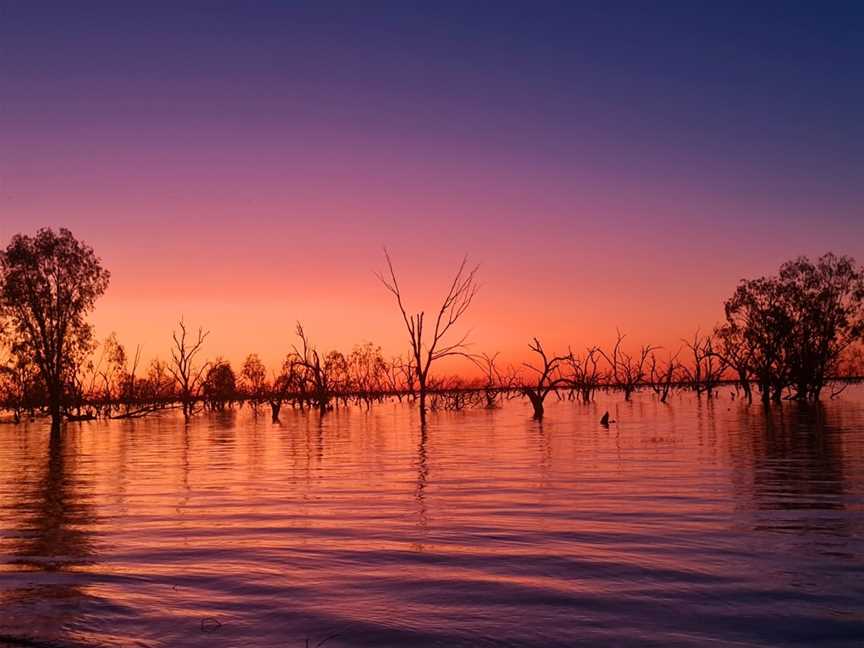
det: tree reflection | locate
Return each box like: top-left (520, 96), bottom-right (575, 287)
top-left (412, 421), bottom-right (429, 551)
top-left (0, 428), bottom-right (97, 639)
top-left (736, 402), bottom-right (856, 540)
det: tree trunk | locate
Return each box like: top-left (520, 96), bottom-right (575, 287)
top-left (526, 390), bottom-right (544, 419)
top-left (418, 374), bottom-right (428, 422)
top-left (739, 372), bottom-right (752, 403)
top-left (49, 388), bottom-right (63, 431)
top-left (771, 382), bottom-right (783, 402)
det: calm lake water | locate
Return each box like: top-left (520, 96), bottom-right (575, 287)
top-left (1, 389), bottom-right (863, 647)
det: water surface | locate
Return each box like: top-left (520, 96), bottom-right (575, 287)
top-left (1, 390), bottom-right (863, 647)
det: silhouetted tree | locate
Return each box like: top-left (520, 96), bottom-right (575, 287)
top-left (378, 249), bottom-right (479, 422)
top-left (478, 352), bottom-right (507, 408)
top-left (140, 359), bottom-right (173, 408)
top-left (383, 355), bottom-right (410, 401)
top-left (325, 350), bottom-right (350, 405)
top-left (0, 228), bottom-right (110, 431)
top-left (203, 358), bottom-right (237, 411)
top-left (267, 356), bottom-right (300, 422)
top-left (564, 346), bottom-right (604, 403)
top-left (780, 254), bottom-right (864, 399)
top-left (681, 329), bottom-right (726, 397)
top-left (396, 356), bottom-right (418, 400)
top-left (831, 344), bottom-right (864, 397)
top-left (116, 343), bottom-right (143, 416)
top-left (725, 276), bottom-right (792, 402)
top-left (92, 333), bottom-right (126, 403)
top-left (0, 331), bottom-right (42, 422)
top-left (521, 338), bottom-right (568, 419)
top-left (290, 322), bottom-right (333, 412)
top-left (167, 319), bottom-right (209, 419)
top-left (715, 323), bottom-right (753, 402)
top-left (347, 342), bottom-right (388, 408)
top-left (240, 353), bottom-right (267, 413)
top-left (648, 349), bottom-right (682, 403)
top-left (724, 254), bottom-right (864, 401)
top-left (600, 330), bottom-right (657, 400)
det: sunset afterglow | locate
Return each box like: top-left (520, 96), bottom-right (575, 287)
top-left (2, 4), bottom-right (864, 647)
top-left (3, 4), bottom-right (862, 370)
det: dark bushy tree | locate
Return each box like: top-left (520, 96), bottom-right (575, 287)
top-left (781, 254), bottom-right (864, 399)
top-left (203, 359), bottom-right (237, 411)
top-left (723, 253), bottom-right (864, 402)
top-left (0, 228), bottom-right (110, 430)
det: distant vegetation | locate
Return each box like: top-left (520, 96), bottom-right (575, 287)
top-left (1, 228), bottom-right (863, 427)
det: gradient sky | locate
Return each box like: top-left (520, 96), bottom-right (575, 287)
top-left (1, 1), bottom-right (863, 371)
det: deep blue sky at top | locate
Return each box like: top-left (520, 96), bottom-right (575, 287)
top-left (3, 1), bottom-right (862, 216)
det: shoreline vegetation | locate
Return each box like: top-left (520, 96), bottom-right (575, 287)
top-left (1, 228), bottom-right (863, 429)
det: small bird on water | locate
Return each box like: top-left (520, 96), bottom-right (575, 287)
top-left (600, 411), bottom-right (616, 426)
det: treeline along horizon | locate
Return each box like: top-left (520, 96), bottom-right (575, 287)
top-left (1, 228), bottom-right (863, 428)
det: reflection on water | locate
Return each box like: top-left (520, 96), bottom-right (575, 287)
top-left (1, 431), bottom-right (98, 639)
top-left (1, 389), bottom-right (863, 647)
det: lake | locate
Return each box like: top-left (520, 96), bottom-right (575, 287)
top-left (1, 389), bottom-right (863, 647)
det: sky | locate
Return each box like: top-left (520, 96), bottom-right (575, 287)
top-left (1, 1), bottom-right (863, 371)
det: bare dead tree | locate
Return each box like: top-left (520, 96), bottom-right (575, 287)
top-left (268, 356), bottom-right (301, 422)
top-left (426, 374), bottom-right (486, 411)
top-left (681, 328), bottom-right (727, 398)
top-left (397, 356), bottom-right (418, 401)
top-left (289, 322), bottom-right (333, 413)
top-left (648, 349), bottom-right (682, 403)
top-left (478, 351), bottom-right (508, 408)
top-left (564, 345), bottom-right (604, 403)
top-left (682, 328), bottom-right (706, 397)
top-left (600, 330), bottom-right (657, 400)
top-left (377, 249), bottom-right (479, 422)
top-left (109, 342), bottom-right (146, 418)
top-left (521, 338), bottom-right (569, 419)
top-left (714, 324), bottom-right (753, 402)
top-left (167, 319), bottom-right (209, 420)
top-left (383, 355), bottom-right (409, 401)
top-left (140, 359), bottom-right (173, 409)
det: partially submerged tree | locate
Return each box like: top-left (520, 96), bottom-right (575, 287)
top-left (780, 254), bottom-right (864, 399)
top-left (0, 328), bottom-right (43, 422)
top-left (167, 319), bottom-right (209, 420)
top-left (140, 359), bottom-right (174, 410)
top-left (267, 356), bottom-right (301, 422)
top-left (723, 254), bottom-right (864, 401)
top-left (290, 322), bottom-right (333, 412)
top-left (347, 342), bottom-right (388, 408)
top-left (521, 338), bottom-right (569, 419)
top-left (725, 276), bottom-right (792, 402)
top-left (383, 355), bottom-right (412, 401)
top-left (648, 349), bottom-right (682, 404)
top-left (478, 351), bottom-right (508, 409)
top-left (240, 353), bottom-right (268, 413)
top-left (0, 228), bottom-right (110, 431)
top-left (202, 359), bottom-right (237, 411)
top-left (600, 330), bottom-right (657, 400)
top-left (681, 329), bottom-right (726, 398)
top-left (714, 323), bottom-right (753, 401)
top-left (378, 249), bottom-right (479, 422)
top-left (564, 346), bottom-right (604, 403)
